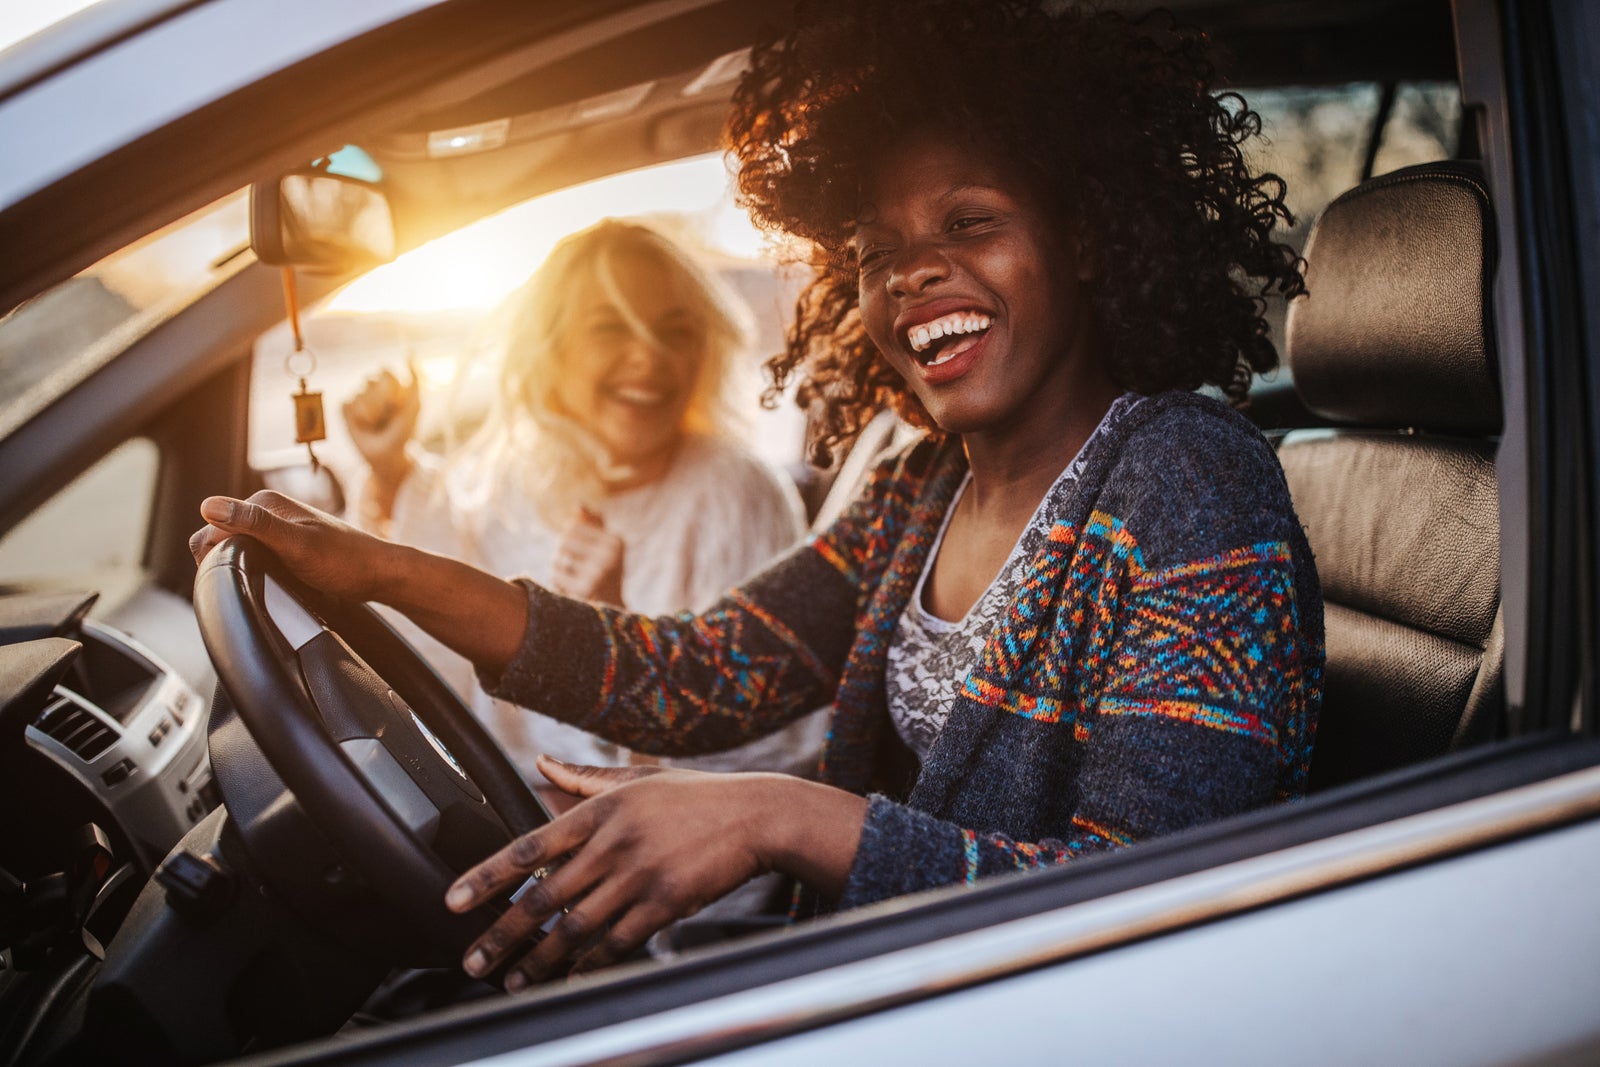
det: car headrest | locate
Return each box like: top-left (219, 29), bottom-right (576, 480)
top-left (1286, 161), bottom-right (1500, 435)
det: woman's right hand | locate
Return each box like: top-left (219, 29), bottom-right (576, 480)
top-left (343, 363), bottom-right (421, 489)
top-left (190, 491), bottom-right (395, 603)
top-left (447, 758), bottom-right (868, 987)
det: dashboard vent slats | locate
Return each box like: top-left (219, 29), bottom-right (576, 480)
top-left (36, 697), bottom-right (118, 760)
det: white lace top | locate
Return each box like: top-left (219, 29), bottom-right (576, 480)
top-left (885, 395), bottom-right (1142, 762)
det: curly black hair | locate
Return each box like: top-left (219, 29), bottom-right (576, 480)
top-left (726, 0), bottom-right (1305, 466)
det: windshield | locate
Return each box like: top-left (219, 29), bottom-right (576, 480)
top-left (0, 189), bottom-right (250, 439)
top-left (248, 154), bottom-right (808, 479)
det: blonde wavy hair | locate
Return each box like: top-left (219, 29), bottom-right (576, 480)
top-left (445, 218), bottom-right (753, 527)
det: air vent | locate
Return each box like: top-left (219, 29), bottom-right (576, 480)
top-left (36, 697), bottom-right (118, 761)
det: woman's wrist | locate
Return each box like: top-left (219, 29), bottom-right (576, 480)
top-left (751, 775), bottom-right (868, 900)
top-left (367, 542), bottom-right (530, 677)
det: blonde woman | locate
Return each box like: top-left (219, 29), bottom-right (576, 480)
top-left (342, 219), bottom-right (819, 794)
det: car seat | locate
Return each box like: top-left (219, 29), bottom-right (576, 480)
top-left (1278, 161), bottom-right (1503, 791)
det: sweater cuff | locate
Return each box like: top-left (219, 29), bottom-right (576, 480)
top-left (836, 794), bottom-right (970, 910)
top-left (475, 578), bottom-right (607, 722)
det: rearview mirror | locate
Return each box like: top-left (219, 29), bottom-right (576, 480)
top-left (250, 172), bottom-right (396, 272)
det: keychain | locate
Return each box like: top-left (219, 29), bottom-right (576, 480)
top-left (280, 267), bottom-right (326, 473)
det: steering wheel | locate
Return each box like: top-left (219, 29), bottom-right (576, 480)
top-left (192, 536), bottom-right (549, 963)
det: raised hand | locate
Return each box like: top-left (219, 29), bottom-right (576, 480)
top-left (343, 361), bottom-right (422, 517)
top-left (549, 506), bottom-right (626, 606)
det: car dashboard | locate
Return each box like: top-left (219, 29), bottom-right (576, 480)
top-left (0, 590), bottom-right (216, 881)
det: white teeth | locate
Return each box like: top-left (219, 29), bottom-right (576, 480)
top-left (908, 311), bottom-right (992, 353)
top-left (613, 387), bottom-right (666, 405)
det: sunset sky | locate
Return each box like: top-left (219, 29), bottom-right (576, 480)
top-left (328, 154), bottom-right (771, 315)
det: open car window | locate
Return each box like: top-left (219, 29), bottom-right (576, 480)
top-left (1249, 81), bottom-right (1461, 238)
top-left (0, 0), bottom-right (1595, 1062)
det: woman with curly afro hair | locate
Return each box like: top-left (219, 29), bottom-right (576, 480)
top-left (735, 0), bottom-right (1307, 466)
top-left (192, 0), bottom-right (1324, 987)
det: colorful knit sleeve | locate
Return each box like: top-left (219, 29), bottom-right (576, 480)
top-left (478, 444), bottom-right (928, 757)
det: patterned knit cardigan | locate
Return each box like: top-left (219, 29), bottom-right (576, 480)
top-left (484, 391), bottom-right (1324, 908)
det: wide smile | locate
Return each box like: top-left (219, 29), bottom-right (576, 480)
top-left (905, 309), bottom-right (994, 366)
top-left (893, 304), bottom-right (998, 384)
top-left (602, 383), bottom-right (676, 410)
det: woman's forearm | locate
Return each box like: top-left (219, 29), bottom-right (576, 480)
top-left (373, 541), bottom-right (529, 678)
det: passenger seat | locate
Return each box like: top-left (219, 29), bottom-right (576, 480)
top-left (1278, 161), bottom-right (1503, 791)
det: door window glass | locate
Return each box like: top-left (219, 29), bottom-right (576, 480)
top-left (0, 190), bottom-right (249, 438)
top-left (0, 437), bottom-right (158, 591)
top-left (1371, 82), bottom-right (1463, 177)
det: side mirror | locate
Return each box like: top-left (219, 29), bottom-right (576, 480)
top-left (250, 171), bottom-right (396, 272)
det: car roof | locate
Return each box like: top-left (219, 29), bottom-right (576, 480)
top-left (0, 0), bottom-right (226, 102)
top-left (0, 0), bottom-right (1457, 319)
top-left (0, 0), bottom-right (450, 211)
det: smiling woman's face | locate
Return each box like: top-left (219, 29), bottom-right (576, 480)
top-left (853, 132), bottom-right (1102, 441)
top-left (550, 252), bottom-right (703, 475)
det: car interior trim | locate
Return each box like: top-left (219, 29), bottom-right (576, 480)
top-left (1497, 0), bottom-right (1597, 736)
top-left (263, 736), bottom-right (1600, 1067)
top-left (1454, 0), bottom-right (1532, 714)
top-left (443, 760), bottom-right (1600, 1067)
top-left (263, 575), bottom-right (326, 652)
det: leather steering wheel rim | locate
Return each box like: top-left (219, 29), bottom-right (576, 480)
top-left (193, 535), bottom-right (548, 961)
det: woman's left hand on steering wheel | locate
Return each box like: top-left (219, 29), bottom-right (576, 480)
top-left (447, 756), bottom-right (866, 989)
top-left (191, 492), bottom-right (395, 601)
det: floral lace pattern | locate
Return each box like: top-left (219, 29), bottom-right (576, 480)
top-left (885, 395), bottom-right (1142, 762)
